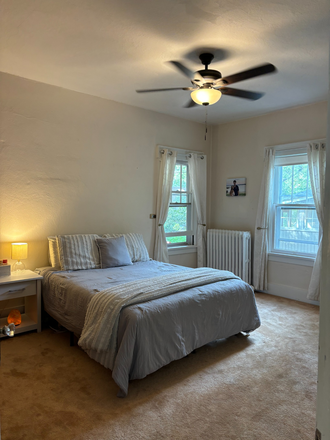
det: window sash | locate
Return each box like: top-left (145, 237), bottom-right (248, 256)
top-left (165, 159), bottom-right (196, 246)
top-left (275, 164), bottom-right (313, 205)
top-left (169, 202), bottom-right (191, 207)
top-left (271, 204), bottom-right (319, 256)
top-left (166, 238), bottom-right (194, 247)
top-left (271, 158), bottom-right (319, 257)
top-left (170, 190), bottom-right (192, 205)
top-left (165, 230), bottom-right (194, 237)
top-left (165, 204), bottom-right (193, 245)
top-left (166, 231), bottom-right (194, 247)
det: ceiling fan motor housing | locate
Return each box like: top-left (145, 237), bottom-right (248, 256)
top-left (196, 69), bottom-right (222, 83)
top-left (195, 53), bottom-right (222, 84)
top-left (199, 53), bottom-right (214, 67)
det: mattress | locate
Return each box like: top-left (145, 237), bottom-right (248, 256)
top-left (41, 260), bottom-right (261, 396)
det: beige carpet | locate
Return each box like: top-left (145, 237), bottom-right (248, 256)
top-left (0, 293), bottom-right (319, 440)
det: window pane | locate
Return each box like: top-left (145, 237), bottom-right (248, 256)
top-left (307, 173), bottom-right (313, 203)
top-left (292, 164), bottom-right (308, 203)
top-left (275, 207), bottom-right (319, 254)
top-left (167, 236), bottom-right (187, 244)
top-left (181, 194), bottom-right (187, 203)
top-left (172, 165), bottom-right (181, 191)
top-left (171, 193), bottom-right (180, 203)
top-left (279, 166), bottom-right (293, 204)
top-left (279, 164), bottom-right (313, 204)
top-left (164, 206), bottom-right (187, 233)
top-left (181, 165), bottom-right (187, 191)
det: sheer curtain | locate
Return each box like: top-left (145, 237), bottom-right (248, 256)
top-left (307, 142), bottom-right (326, 301)
top-left (253, 148), bottom-right (275, 290)
top-left (188, 154), bottom-right (207, 267)
top-left (154, 149), bottom-right (177, 263)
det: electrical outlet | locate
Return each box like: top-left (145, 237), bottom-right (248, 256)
top-left (315, 428), bottom-right (321, 440)
top-left (150, 214), bottom-right (156, 219)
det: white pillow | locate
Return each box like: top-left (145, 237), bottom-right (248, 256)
top-left (57, 234), bottom-right (100, 271)
top-left (102, 233), bottom-right (149, 263)
top-left (48, 236), bottom-right (61, 269)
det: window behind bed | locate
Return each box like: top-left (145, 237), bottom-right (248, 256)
top-left (164, 160), bottom-right (195, 247)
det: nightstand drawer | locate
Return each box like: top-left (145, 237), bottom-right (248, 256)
top-left (0, 281), bottom-right (36, 300)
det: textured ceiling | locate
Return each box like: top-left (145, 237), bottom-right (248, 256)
top-left (1, 0), bottom-right (329, 124)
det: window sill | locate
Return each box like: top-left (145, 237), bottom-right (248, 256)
top-left (168, 245), bottom-right (197, 256)
top-left (268, 252), bottom-right (315, 267)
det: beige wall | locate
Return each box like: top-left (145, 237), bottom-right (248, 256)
top-left (1, 71), bottom-right (327, 298)
top-left (210, 101), bottom-right (328, 303)
top-left (0, 72), bottom-right (209, 269)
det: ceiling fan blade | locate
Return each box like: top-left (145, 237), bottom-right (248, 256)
top-left (183, 99), bottom-right (198, 108)
top-left (220, 87), bottom-right (264, 100)
top-left (168, 61), bottom-right (204, 83)
top-left (136, 87), bottom-right (193, 93)
top-left (169, 61), bottom-right (195, 79)
top-left (218, 63), bottom-right (276, 86)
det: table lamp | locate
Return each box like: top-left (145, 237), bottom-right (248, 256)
top-left (11, 243), bottom-right (28, 271)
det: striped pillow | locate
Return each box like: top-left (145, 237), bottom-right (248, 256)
top-left (102, 233), bottom-right (149, 263)
top-left (48, 236), bottom-right (61, 269)
top-left (57, 234), bottom-right (100, 270)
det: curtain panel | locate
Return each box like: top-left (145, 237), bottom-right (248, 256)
top-left (253, 148), bottom-right (275, 290)
top-left (154, 149), bottom-right (177, 263)
top-left (188, 154), bottom-right (207, 267)
top-left (307, 142), bottom-right (326, 301)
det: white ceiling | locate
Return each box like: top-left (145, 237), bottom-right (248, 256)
top-left (1, 0), bottom-right (329, 124)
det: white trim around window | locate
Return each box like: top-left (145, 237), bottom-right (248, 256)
top-left (168, 245), bottom-right (197, 255)
top-left (268, 252), bottom-right (315, 267)
top-left (158, 145), bottom-right (205, 251)
top-left (267, 139), bottom-right (325, 266)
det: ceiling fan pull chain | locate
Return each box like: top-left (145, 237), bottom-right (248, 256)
top-left (205, 106), bottom-right (208, 141)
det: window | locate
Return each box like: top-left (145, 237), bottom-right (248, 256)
top-left (164, 161), bottom-right (195, 246)
top-left (271, 151), bottom-right (319, 257)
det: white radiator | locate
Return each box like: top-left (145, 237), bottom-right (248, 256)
top-left (207, 229), bottom-right (251, 284)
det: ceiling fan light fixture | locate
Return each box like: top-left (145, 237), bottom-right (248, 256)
top-left (191, 88), bottom-right (221, 106)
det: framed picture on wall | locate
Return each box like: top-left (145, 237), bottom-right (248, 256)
top-left (226, 178), bottom-right (246, 197)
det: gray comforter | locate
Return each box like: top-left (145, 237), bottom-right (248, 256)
top-left (41, 260), bottom-right (261, 396)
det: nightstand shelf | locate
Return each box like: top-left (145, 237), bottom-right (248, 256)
top-left (0, 314), bottom-right (38, 335)
top-left (0, 270), bottom-right (43, 338)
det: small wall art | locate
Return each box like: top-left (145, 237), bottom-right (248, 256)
top-left (226, 177), bottom-right (246, 197)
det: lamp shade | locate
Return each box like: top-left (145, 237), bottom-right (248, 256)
top-left (11, 243), bottom-right (28, 260)
top-left (191, 88), bottom-right (221, 106)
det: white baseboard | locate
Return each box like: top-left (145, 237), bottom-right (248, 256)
top-left (260, 282), bottom-right (319, 306)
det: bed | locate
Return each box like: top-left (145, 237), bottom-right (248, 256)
top-left (40, 238), bottom-right (261, 397)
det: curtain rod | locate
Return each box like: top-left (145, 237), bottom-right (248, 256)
top-left (160, 149), bottom-right (205, 159)
top-left (158, 145), bottom-right (205, 155)
top-left (265, 138), bottom-right (326, 151)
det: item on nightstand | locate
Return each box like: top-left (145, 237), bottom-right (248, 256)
top-left (0, 264), bottom-right (11, 277)
top-left (7, 309), bottom-right (22, 326)
top-left (11, 243), bottom-right (28, 271)
top-left (1, 323), bottom-right (15, 337)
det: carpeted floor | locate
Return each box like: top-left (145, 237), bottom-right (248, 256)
top-left (0, 293), bottom-right (319, 440)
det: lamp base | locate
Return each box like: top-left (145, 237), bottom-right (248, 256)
top-left (13, 260), bottom-right (25, 272)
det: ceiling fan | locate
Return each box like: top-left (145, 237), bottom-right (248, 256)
top-left (136, 53), bottom-right (277, 108)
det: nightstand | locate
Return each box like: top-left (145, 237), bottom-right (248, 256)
top-left (0, 270), bottom-right (43, 337)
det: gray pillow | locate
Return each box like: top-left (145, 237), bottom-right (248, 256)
top-left (96, 236), bottom-right (133, 268)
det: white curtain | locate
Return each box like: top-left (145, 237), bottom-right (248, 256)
top-left (307, 142), bottom-right (326, 301)
top-left (154, 149), bottom-right (177, 263)
top-left (188, 154), bottom-right (207, 267)
top-left (253, 148), bottom-right (275, 290)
